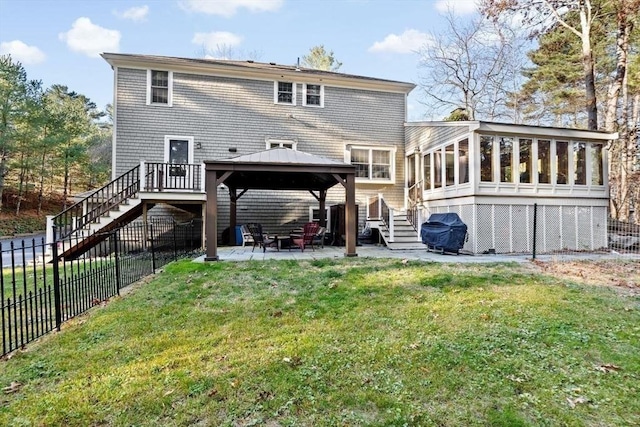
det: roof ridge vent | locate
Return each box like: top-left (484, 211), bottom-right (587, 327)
top-left (269, 62), bottom-right (276, 65)
top-left (247, 60), bottom-right (254, 63)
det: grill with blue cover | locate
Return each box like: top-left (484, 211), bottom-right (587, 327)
top-left (420, 213), bottom-right (468, 254)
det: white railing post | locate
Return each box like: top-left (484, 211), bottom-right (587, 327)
top-left (201, 162), bottom-right (206, 192)
top-left (140, 160), bottom-right (146, 191)
top-left (365, 196), bottom-right (370, 220)
top-left (388, 207), bottom-right (395, 242)
top-left (378, 192), bottom-right (383, 219)
top-left (45, 215), bottom-right (54, 256)
top-left (416, 207), bottom-right (422, 241)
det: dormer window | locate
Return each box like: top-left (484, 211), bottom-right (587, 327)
top-left (274, 81), bottom-right (295, 104)
top-left (303, 84), bottom-right (324, 107)
top-left (146, 70), bottom-right (172, 106)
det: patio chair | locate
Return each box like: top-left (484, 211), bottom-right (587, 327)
top-left (240, 224), bottom-right (254, 247)
top-left (312, 226), bottom-right (327, 249)
top-left (245, 223), bottom-right (279, 252)
top-left (290, 222), bottom-right (321, 252)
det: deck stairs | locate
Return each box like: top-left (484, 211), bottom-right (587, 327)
top-left (52, 166), bottom-right (145, 259)
top-left (377, 214), bottom-right (425, 250)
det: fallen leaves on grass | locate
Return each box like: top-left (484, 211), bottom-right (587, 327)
top-left (3, 382), bottom-right (22, 394)
top-left (595, 364), bottom-right (622, 373)
top-left (566, 396), bottom-right (589, 408)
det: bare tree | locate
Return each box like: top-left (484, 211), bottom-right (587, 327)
top-left (417, 11), bottom-right (526, 121)
top-left (196, 44), bottom-right (263, 62)
top-left (481, 0), bottom-right (600, 130)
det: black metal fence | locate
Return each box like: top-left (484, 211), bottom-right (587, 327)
top-left (1, 217), bottom-right (202, 357)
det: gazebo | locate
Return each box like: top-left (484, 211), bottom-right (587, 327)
top-left (203, 148), bottom-right (358, 260)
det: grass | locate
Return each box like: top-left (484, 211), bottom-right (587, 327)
top-left (1, 258), bottom-right (639, 426)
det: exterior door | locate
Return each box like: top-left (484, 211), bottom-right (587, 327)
top-left (164, 136), bottom-right (194, 189)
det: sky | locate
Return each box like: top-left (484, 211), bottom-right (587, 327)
top-left (0, 0), bottom-right (481, 121)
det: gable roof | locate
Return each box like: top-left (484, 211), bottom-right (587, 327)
top-left (101, 53), bottom-right (416, 94)
top-left (222, 147), bottom-right (346, 166)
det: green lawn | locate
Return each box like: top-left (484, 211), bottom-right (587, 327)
top-left (1, 258), bottom-right (638, 426)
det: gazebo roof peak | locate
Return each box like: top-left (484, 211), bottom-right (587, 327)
top-left (222, 147), bottom-right (346, 166)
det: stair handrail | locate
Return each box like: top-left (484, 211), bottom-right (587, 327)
top-left (52, 166), bottom-right (140, 241)
top-left (380, 196), bottom-right (394, 242)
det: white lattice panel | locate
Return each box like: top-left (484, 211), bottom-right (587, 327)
top-left (562, 206), bottom-right (577, 250)
top-left (511, 205), bottom-right (531, 253)
top-left (494, 205), bottom-right (512, 253)
top-left (476, 205), bottom-right (494, 253)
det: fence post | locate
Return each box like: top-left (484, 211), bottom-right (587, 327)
top-left (532, 203), bottom-right (538, 259)
top-left (51, 230), bottom-right (62, 332)
top-left (173, 221), bottom-right (178, 261)
top-left (112, 231), bottom-right (121, 295)
top-left (150, 222), bottom-right (156, 273)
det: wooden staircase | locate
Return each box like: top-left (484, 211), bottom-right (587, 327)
top-left (377, 214), bottom-right (425, 250)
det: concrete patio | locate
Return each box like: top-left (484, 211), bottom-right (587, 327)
top-left (194, 244), bottom-right (639, 264)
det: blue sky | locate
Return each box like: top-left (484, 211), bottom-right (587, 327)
top-left (0, 0), bottom-right (480, 121)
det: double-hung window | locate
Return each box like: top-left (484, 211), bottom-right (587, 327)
top-left (147, 70), bottom-right (172, 106)
top-left (303, 84), bottom-right (324, 107)
top-left (274, 81), bottom-right (295, 104)
top-left (349, 146), bottom-right (395, 183)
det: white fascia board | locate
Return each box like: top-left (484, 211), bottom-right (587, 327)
top-left (476, 122), bottom-right (618, 141)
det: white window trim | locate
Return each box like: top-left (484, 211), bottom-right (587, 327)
top-left (265, 138), bottom-right (298, 150)
top-left (302, 83), bottom-right (324, 108)
top-left (146, 70), bottom-right (173, 107)
top-left (164, 135), bottom-right (194, 164)
top-left (274, 81), bottom-right (296, 105)
top-left (309, 206), bottom-right (331, 231)
top-left (345, 144), bottom-right (397, 184)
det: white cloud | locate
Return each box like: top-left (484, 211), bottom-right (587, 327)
top-left (0, 40), bottom-right (46, 64)
top-left (59, 17), bottom-right (121, 58)
top-left (115, 5), bottom-right (149, 22)
top-left (434, 0), bottom-right (478, 15)
top-left (192, 31), bottom-right (243, 51)
top-left (368, 29), bottom-right (433, 54)
top-left (179, 0), bottom-right (283, 17)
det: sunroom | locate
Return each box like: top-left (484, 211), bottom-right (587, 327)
top-left (404, 122), bottom-right (618, 254)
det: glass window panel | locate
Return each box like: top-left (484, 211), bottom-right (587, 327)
top-left (538, 140), bottom-right (551, 184)
top-left (372, 150), bottom-right (390, 179)
top-left (277, 82), bottom-right (293, 103)
top-left (500, 136), bottom-right (513, 183)
top-left (573, 142), bottom-right (586, 185)
top-left (408, 155), bottom-right (416, 187)
top-left (480, 136), bottom-right (493, 182)
top-left (434, 149), bottom-right (442, 188)
top-left (459, 139), bottom-right (469, 184)
top-left (152, 88), bottom-right (168, 104)
top-left (423, 153), bottom-right (431, 191)
top-left (591, 144), bottom-right (603, 185)
top-left (169, 140), bottom-right (189, 164)
top-left (445, 144), bottom-right (455, 186)
top-left (306, 84), bottom-right (321, 106)
top-left (519, 138), bottom-right (532, 183)
top-left (151, 71), bottom-right (168, 87)
top-left (556, 140), bottom-right (569, 184)
top-left (351, 148), bottom-right (369, 178)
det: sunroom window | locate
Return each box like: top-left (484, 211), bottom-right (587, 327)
top-left (459, 139), bottom-right (469, 184)
top-left (538, 140), bottom-right (551, 184)
top-left (445, 144), bottom-right (455, 186)
top-left (556, 141), bottom-right (569, 184)
top-left (591, 145), bottom-right (603, 185)
top-left (480, 136), bottom-right (493, 182)
top-left (574, 142), bottom-right (586, 185)
top-left (423, 153), bottom-right (432, 190)
top-left (519, 138), bottom-right (532, 183)
top-left (499, 136), bottom-right (514, 183)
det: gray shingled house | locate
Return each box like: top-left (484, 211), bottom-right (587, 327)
top-left (49, 53), bottom-right (619, 259)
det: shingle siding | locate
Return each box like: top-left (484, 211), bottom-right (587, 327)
top-left (115, 67), bottom-right (407, 235)
top-left (405, 124), bottom-right (470, 153)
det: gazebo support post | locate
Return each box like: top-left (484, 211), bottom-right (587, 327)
top-left (204, 170), bottom-right (219, 261)
top-left (319, 190), bottom-right (327, 227)
top-left (229, 187), bottom-right (237, 246)
top-left (344, 173), bottom-right (357, 257)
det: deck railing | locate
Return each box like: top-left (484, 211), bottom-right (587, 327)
top-left (52, 166), bottom-right (140, 242)
top-left (380, 196), bottom-right (394, 242)
top-left (142, 162), bottom-right (204, 192)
